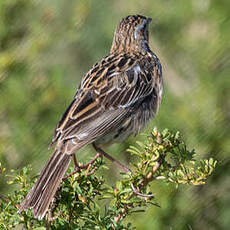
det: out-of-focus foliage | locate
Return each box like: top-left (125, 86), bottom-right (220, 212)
top-left (0, 129), bottom-right (216, 229)
top-left (0, 0), bottom-right (229, 229)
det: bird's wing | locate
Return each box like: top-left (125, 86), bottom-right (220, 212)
top-left (50, 53), bottom-right (161, 148)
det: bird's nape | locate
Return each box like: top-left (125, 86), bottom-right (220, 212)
top-left (110, 14), bottom-right (152, 54)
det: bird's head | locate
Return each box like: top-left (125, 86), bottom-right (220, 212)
top-left (110, 15), bottom-right (152, 54)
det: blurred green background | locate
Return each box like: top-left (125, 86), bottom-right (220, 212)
top-left (0, 0), bottom-right (230, 229)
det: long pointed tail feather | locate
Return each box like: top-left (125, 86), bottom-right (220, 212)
top-left (18, 149), bottom-right (72, 219)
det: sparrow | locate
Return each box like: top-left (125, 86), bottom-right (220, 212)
top-left (18, 14), bottom-right (163, 219)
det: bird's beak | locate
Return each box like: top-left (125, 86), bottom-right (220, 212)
top-left (147, 17), bottom-right (152, 24)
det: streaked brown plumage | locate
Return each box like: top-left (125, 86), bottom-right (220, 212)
top-left (18, 14), bottom-right (163, 219)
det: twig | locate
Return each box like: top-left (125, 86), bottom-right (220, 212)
top-left (130, 183), bottom-right (154, 198)
top-left (130, 160), bottom-right (162, 198)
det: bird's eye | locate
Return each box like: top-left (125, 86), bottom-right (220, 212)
top-left (134, 23), bottom-right (147, 39)
top-left (140, 25), bottom-right (146, 35)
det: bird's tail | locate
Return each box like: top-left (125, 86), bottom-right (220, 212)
top-left (18, 148), bottom-right (72, 219)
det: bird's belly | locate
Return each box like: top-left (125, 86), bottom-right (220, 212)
top-left (96, 94), bottom-right (158, 145)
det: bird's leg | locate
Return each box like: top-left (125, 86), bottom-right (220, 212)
top-left (92, 144), bottom-right (154, 198)
top-left (63, 157), bottom-right (80, 180)
top-left (92, 143), bottom-right (131, 173)
top-left (79, 153), bottom-right (102, 170)
top-left (63, 154), bottom-right (80, 179)
top-left (63, 153), bottom-right (102, 180)
top-left (72, 154), bottom-right (80, 171)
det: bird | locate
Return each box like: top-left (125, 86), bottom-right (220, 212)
top-left (18, 14), bottom-right (163, 220)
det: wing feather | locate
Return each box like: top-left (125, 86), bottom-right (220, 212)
top-left (50, 52), bottom-right (158, 147)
